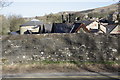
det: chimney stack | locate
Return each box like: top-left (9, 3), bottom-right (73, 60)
top-left (62, 14), bottom-right (64, 23)
top-left (62, 14), bottom-right (66, 23)
top-left (68, 14), bottom-right (72, 23)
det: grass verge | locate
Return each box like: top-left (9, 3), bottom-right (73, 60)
top-left (2, 60), bottom-right (120, 74)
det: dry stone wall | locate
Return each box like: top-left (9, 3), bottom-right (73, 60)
top-left (1, 33), bottom-right (120, 64)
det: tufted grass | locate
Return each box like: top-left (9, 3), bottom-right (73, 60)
top-left (25, 60), bottom-right (120, 65)
top-left (2, 60), bottom-right (120, 74)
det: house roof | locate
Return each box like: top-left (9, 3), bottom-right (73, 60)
top-left (70, 23), bottom-right (82, 33)
top-left (90, 29), bottom-right (99, 33)
top-left (20, 19), bottom-right (44, 27)
top-left (99, 19), bottom-right (109, 23)
top-left (52, 23), bottom-right (90, 33)
top-left (99, 19), bottom-right (115, 24)
top-left (73, 23), bottom-right (90, 33)
top-left (52, 23), bottom-right (73, 33)
top-left (9, 30), bottom-right (20, 35)
top-left (76, 20), bottom-right (94, 26)
top-left (105, 24), bottom-right (118, 33)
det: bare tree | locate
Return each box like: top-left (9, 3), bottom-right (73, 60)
top-left (0, 0), bottom-right (13, 9)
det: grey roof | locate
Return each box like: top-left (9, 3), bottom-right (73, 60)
top-left (70, 23), bottom-right (82, 33)
top-left (10, 31), bottom-right (19, 35)
top-left (71, 23), bottom-right (90, 33)
top-left (52, 23), bottom-right (73, 33)
top-left (51, 23), bottom-right (84, 33)
top-left (90, 29), bottom-right (99, 33)
top-left (20, 19), bottom-right (44, 27)
top-left (105, 24), bottom-right (118, 33)
top-left (76, 20), bottom-right (94, 26)
top-left (99, 19), bottom-right (109, 23)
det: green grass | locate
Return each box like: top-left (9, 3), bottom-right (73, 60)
top-left (3, 60), bottom-right (119, 74)
top-left (21, 60), bottom-right (120, 65)
top-left (3, 59), bottom-right (119, 66)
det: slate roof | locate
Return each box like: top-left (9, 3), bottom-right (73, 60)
top-left (99, 19), bottom-right (115, 24)
top-left (90, 29), bottom-right (99, 33)
top-left (70, 23), bottom-right (82, 33)
top-left (52, 23), bottom-right (73, 33)
top-left (51, 23), bottom-right (90, 33)
top-left (9, 30), bottom-right (20, 35)
top-left (72, 23), bottom-right (90, 33)
top-left (99, 19), bottom-right (109, 23)
top-left (76, 20), bottom-right (94, 26)
top-left (51, 20), bottom-right (94, 33)
top-left (105, 24), bottom-right (118, 34)
top-left (20, 19), bottom-right (44, 27)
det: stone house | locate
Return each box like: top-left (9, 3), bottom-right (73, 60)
top-left (20, 19), bottom-right (44, 34)
top-left (77, 20), bottom-right (106, 33)
top-left (78, 21), bottom-right (98, 30)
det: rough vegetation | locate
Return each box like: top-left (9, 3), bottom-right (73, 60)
top-left (37, 3), bottom-right (119, 23)
top-left (3, 61), bottom-right (119, 74)
top-left (0, 15), bottom-right (25, 35)
top-left (1, 33), bottom-right (120, 73)
top-left (1, 2), bottom-right (119, 74)
top-left (2, 33), bottom-right (119, 63)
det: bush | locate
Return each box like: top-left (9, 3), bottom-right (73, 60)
top-left (8, 15), bottom-right (25, 32)
top-left (0, 15), bottom-right (10, 35)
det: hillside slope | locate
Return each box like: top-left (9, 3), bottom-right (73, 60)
top-left (77, 3), bottom-right (118, 14)
top-left (27, 3), bottom-right (119, 23)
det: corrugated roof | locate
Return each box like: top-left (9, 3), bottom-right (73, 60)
top-left (20, 19), bottom-right (44, 27)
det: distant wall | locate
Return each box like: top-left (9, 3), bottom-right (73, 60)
top-left (1, 33), bottom-right (120, 64)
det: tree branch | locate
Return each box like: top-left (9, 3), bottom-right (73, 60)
top-left (0, 0), bottom-right (13, 9)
